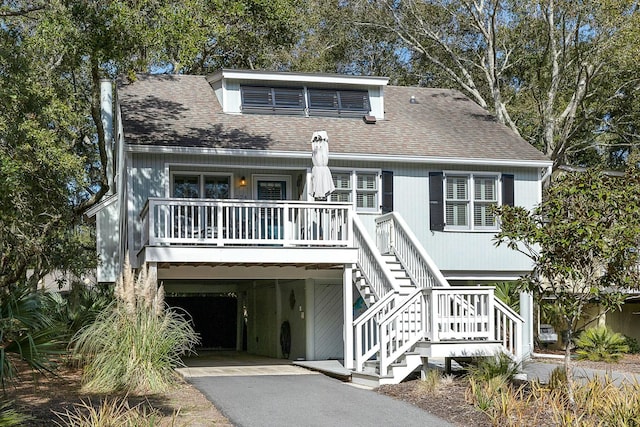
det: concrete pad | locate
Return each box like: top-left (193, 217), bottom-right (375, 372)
top-left (177, 364), bottom-right (318, 378)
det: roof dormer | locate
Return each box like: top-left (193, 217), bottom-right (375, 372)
top-left (207, 69), bottom-right (388, 120)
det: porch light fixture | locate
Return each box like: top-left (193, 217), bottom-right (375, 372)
top-left (240, 176), bottom-right (246, 187)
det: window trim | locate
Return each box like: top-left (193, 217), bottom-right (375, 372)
top-left (443, 171), bottom-right (502, 232)
top-left (325, 168), bottom-right (381, 213)
top-left (251, 174), bottom-right (292, 200)
top-left (170, 172), bottom-right (234, 199)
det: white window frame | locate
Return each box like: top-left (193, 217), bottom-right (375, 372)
top-left (252, 174), bottom-right (292, 200)
top-left (443, 171), bottom-right (501, 231)
top-left (327, 168), bottom-right (381, 213)
top-left (170, 171), bottom-right (234, 199)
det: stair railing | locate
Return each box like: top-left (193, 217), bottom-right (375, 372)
top-left (353, 290), bottom-right (398, 372)
top-left (352, 215), bottom-right (402, 372)
top-left (375, 212), bottom-right (449, 289)
top-left (378, 288), bottom-right (428, 376)
top-left (353, 215), bottom-right (398, 299)
top-left (493, 298), bottom-right (524, 360)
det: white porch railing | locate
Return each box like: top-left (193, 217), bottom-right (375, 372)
top-left (375, 212), bottom-right (449, 288)
top-left (377, 287), bottom-right (495, 376)
top-left (139, 198), bottom-right (352, 248)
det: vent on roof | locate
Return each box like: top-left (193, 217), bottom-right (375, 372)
top-left (363, 115), bottom-right (376, 124)
top-left (241, 86), bottom-right (305, 115)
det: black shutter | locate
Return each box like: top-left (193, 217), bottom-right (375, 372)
top-left (429, 172), bottom-right (444, 231)
top-left (381, 171), bottom-right (393, 213)
top-left (502, 174), bottom-right (514, 207)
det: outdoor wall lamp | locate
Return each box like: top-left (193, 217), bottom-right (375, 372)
top-left (239, 176), bottom-right (246, 187)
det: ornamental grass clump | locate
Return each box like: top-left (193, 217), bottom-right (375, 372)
top-left (71, 259), bottom-right (199, 394)
top-left (53, 397), bottom-right (164, 427)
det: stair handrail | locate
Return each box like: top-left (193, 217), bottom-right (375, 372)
top-left (353, 290), bottom-right (399, 372)
top-left (353, 215), bottom-right (399, 298)
top-left (375, 212), bottom-right (483, 340)
top-left (378, 288), bottom-right (428, 377)
top-left (493, 297), bottom-right (524, 360)
top-left (375, 212), bottom-right (449, 289)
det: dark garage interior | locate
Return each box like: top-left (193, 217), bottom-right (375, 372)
top-left (166, 295), bottom-right (238, 349)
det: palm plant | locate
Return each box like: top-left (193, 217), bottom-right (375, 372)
top-left (574, 326), bottom-right (629, 363)
top-left (0, 284), bottom-right (63, 389)
top-left (46, 282), bottom-right (112, 340)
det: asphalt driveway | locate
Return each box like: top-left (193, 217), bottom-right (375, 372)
top-left (178, 352), bottom-right (453, 427)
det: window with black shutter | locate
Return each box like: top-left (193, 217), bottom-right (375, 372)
top-left (429, 172), bottom-right (445, 231)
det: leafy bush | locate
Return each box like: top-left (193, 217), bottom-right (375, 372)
top-left (466, 352), bottom-right (520, 382)
top-left (53, 397), bottom-right (163, 427)
top-left (624, 335), bottom-right (640, 354)
top-left (0, 285), bottom-right (63, 388)
top-left (574, 326), bottom-right (629, 363)
top-left (493, 282), bottom-right (520, 311)
top-left (46, 282), bottom-right (112, 340)
top-left (71, 261), bottom-right (199, 394)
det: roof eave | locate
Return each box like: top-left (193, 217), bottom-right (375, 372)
top-left (125, 144), bottom-right (552, 168)
top-left (206, 69), bottom-right (390, 87)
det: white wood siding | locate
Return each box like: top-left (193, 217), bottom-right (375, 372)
top-left (128, 153), bottom-right (542, 275)
top-left (313, 283), bottom-right (344, 360)
top-left (96, 202), bottom-right (119, 282)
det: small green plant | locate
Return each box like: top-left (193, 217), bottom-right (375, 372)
top-left (53, 397), bottom-right (163, 427)
top-left (548, 366), bottom-right (567, 391)
top-left (0, 400), bottom-right (31, 427)
top-left (71, 260), bottom-right (199, 394)
top-left (574, 326), bottom-right (629, 363)
top-left (466, 352), bottom-right (520, 382)
top-left (419, 369), bottom-right (443, 394)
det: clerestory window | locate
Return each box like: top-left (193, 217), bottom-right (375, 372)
top-left (240, 85), bottom-right (370, 118)
top-left (240, 86), bottom-right (305, 115)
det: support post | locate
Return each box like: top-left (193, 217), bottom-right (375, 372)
top-left (420, 357), bottom-right (429, 380)
top-left (343, 264), bottom-right (354, 369)
top-left (519, 291), bottom-right (534, 359)
top-left (305, 279), bottom-right (315, 360)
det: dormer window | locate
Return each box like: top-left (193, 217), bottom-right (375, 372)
top-left (240, 85), bottom-right (371, 118)
top-left (241, 86), bottom-right (305, 115)
top-left (307, 89), bottom-right (370, 117)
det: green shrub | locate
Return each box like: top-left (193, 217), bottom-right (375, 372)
top-left (0, 285), bottom-right (63, 388)
top-left (466, 352), bottom-right (520, 382)
top-left (624, 335), bottom-right (640, 354)
top-left (46, 282), bottom-right (112, 340)
top-left (574, 326), bottom-right (629, 363)
top-left (71, 262), bottom-right (199, 394)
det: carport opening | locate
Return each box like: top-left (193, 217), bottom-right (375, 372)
top-left (166, 294), bottom-right (239, 350)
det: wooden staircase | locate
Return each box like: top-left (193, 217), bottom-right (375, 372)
top-left (351, 213), bottom-right (523, 386)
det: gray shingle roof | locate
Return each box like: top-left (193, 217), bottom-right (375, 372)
top-left (118, 74), bottom-right (548, 162)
